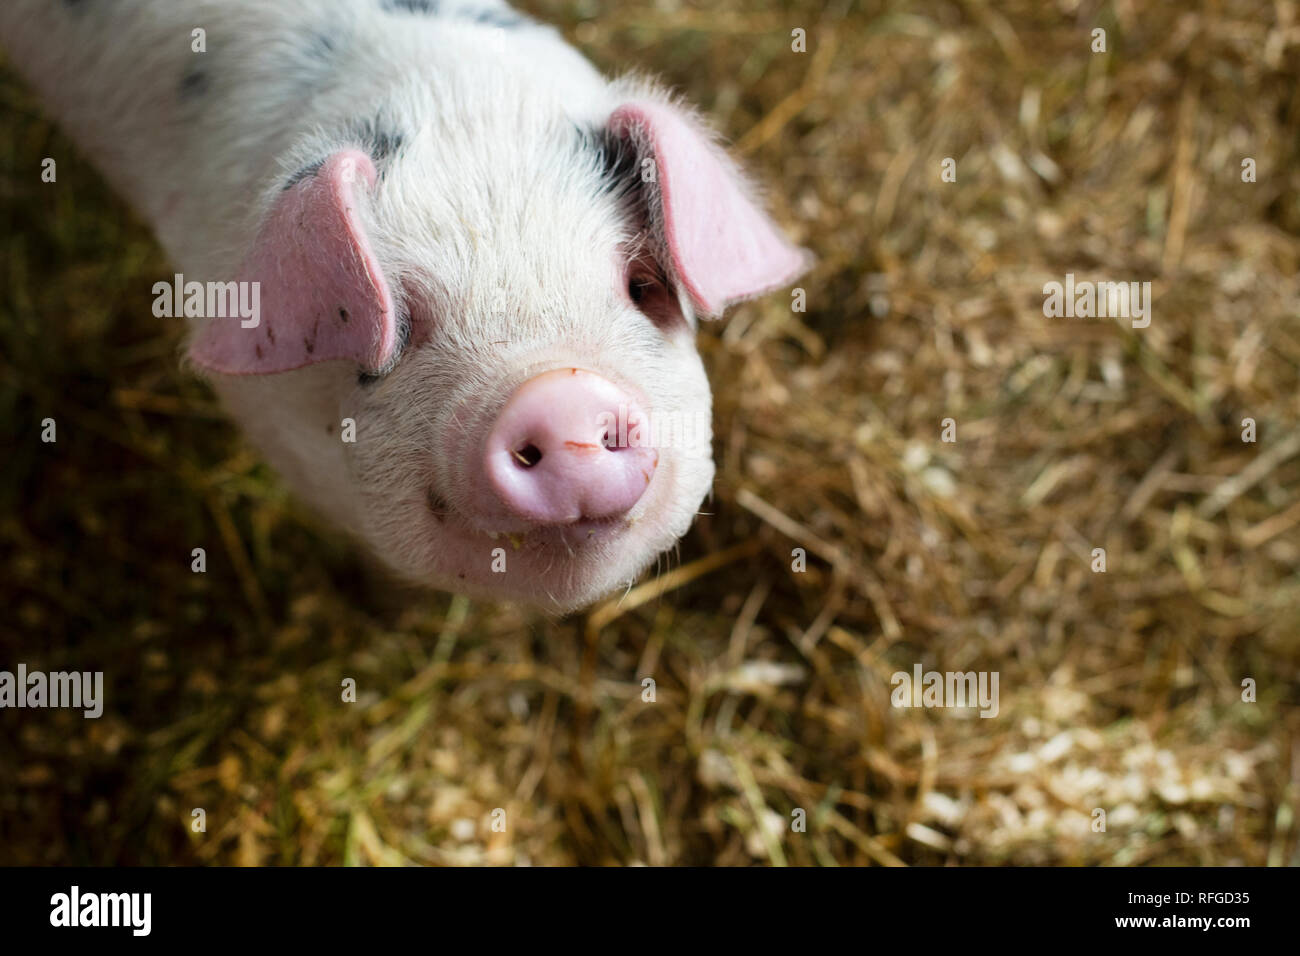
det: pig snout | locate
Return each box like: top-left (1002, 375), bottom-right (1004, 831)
top-left (478, 368), bottom-right (658, 526)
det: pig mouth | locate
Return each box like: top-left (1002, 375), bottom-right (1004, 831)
top-left (429, 484), bottom-right (651, 547)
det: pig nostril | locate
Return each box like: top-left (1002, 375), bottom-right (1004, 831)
top-left (511, 442), bottom-right (543, 468)
top-left (600, 427), bottom-right (635, 452)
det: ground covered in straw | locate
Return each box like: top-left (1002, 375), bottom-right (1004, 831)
top-left (1, 1), bottom-right (1297, 865)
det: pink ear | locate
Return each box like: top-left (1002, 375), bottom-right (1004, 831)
top-left (609, 102), bottom-right (811, 318)
top-left (188, 149), bottom-right (397, 375)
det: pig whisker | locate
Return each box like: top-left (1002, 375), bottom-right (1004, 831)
top-left (616, 579), bottom-right (636, 607)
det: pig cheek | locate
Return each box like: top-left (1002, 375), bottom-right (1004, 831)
top-left (634, 354), bottom-right (715, 545)
top-left (343, 393), bottom-right (439, 568)
top-left (345, 367), bottom-right (488, 589)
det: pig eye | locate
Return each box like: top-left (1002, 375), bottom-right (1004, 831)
top-left (626, 267), bottom-right (687, 331)
top-left (628, 272), bottom-right (660, 305)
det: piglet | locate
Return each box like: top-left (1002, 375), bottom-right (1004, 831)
top-left (1, 0), bottom-right (809, 611)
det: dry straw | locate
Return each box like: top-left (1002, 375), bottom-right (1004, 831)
top-left (0, 0), bottom-right (1296, 865)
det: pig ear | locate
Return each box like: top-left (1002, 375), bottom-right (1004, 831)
top-left (188, 149), bottom-right (397, 375)
top-left (609, 102), bottom-right (811, 319)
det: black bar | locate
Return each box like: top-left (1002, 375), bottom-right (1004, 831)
top-left (0, 866), bottom-right (1281, 943)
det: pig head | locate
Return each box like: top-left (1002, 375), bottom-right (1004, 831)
top-left (196, 81), bottom-right (807, 612)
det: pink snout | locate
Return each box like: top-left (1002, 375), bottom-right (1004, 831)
top-left (481, 369), bottom-right (658, 525)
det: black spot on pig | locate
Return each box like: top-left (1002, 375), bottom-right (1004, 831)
top-left (284, 158), bottom-right (325, 191)
top-left (338, 116), bottom-right (406, 174)
top-left (582, 125), bottom-right (640, 196)
top-left (471, 8), bottom-right (527, 29)
top-left (381, 0), bottom-right (440, 13)
top-left (309, 32), bottom-right (337, 56)
top-left (371, 130), bottom-right (403, 163)
top-left (426, 488), bottom-right (449, 521)
top-left (338, 307), bottom-right (350, 324)
top-left (303, 318), bottom-right (320, 355)
top-left (179, 69), bottom-right (209, 99)
top-left (380, 0), bottom-right (529, 29)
